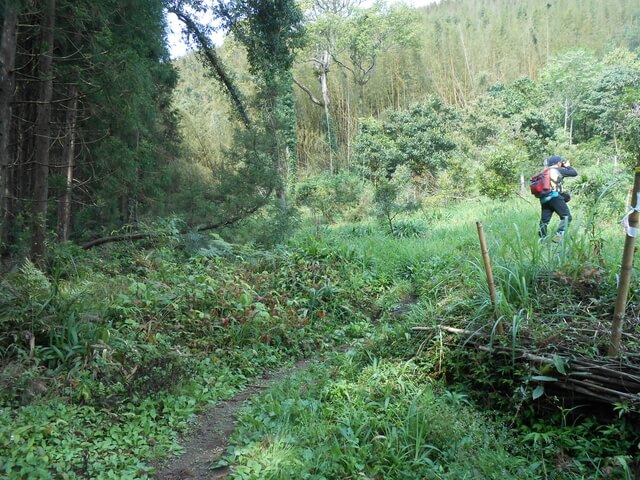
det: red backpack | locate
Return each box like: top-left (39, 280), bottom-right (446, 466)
top-left (530, 168), bottom-right (552, 197)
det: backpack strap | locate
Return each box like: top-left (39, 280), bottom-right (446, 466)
top-left (549, 167), bottom-right (562, 192)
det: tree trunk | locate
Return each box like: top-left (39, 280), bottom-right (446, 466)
top-left (14, 27), bottom-right (39, 246)
top-left (30, 0), bottom-right (56, 263)
top-left (318, 50), bottom-right (333, 173)
top-left (275, 123), bottom-right (287, 210)
top-left (268, 109), bottom-right (287, 211)
top-left (386, 211), bottom-right (394, 237)
top-left (0, 2), bottom-right (18, 251)
top-left (358, 81), bottom-right (366, 117)
top-left (569, 113), bottom-right (574, 146)
top-left (119, 195), bottom-right (129, 224)
top-left (297, 48), bottom-right (334, 174)
top-left (56, 89), bottom-right (78, 242)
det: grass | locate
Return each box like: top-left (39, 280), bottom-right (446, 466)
top-left (225, 354), bottom-right (537, 479)
top-left (0, 239), bottom-right (385, 479)
top-left (219, 195), bottom-right (639, 479)
top-left (325, 197), bottom-right (626, 329)
top-left (1, 194), bottom-right (637, 478)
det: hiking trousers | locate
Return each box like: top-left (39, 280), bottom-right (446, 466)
top-left (539, 195), bottom-right (571, 238)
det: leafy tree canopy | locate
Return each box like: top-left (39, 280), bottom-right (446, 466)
top-left (354, 98), bottom-right (458, 180)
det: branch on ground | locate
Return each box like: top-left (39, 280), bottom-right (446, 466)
top-left (81, 201), bottom-right (266, 249)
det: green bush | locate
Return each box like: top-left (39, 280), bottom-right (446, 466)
top-left (296, 173), bottom-right (363, 224)
top-left (479, 137), bottom-right (528, 199)
top-left (392, 219), bottom-right (429, 238)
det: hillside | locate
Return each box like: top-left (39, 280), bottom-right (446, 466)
top-left (1, 0), bottom-right (640, 478)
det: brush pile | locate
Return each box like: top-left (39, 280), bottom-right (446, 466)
top-left (413, 325), bottom-right (640, 407)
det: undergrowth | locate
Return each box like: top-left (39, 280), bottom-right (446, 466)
top-left (2, 195), bottom-right (639, 478)
top-left (224, 355), bottom-right (538, 479)
top-left (0, 235), bottom-right (379, 479)
top-left (221, 196), bottom-right (640, 479)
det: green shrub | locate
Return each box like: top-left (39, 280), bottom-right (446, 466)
top-left (225, 357), bottom-right (537, 479)
top-left (479, 138), bottom-right (528, 199)
top-left (392, 219), bottom-right (429, 238)
top-left (296, 173), bottom-right (363, 224)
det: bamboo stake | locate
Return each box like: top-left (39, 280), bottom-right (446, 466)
top-left (476, 222), bottom-right (503, 334)
top-left (609, 160), bottom-right (640, 356)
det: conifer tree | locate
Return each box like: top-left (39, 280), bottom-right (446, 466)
top-left (30, 0), bottom-right (56, 263)
top-left (1, 0), bottom-right (177, 259)
top-left (0, 0), bottom-right (18, 251)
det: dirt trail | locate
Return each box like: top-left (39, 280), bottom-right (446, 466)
top-left (152, 297), bottom-right (416, 479)
top-left (153, 358), bottom-right (311, 480)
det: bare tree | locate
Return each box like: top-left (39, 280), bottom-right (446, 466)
top-left (294, 0), bottom-right (362, 173)
top-left (294, 47), bottom-right (334, 172)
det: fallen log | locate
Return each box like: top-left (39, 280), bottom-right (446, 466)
top-left (81, 232), bottom-right (156, 250)
top-left (81, 201), bottom-right (267, 250)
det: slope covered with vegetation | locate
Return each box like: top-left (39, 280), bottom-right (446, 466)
top-left (2, 0), bottom-right (640, 478)
top-left (3, 198), bottom-right (639, 478)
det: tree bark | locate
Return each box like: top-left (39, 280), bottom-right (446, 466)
top-left (30, 0), bottom-right (56, 263)
top-left (56, 88), bottom-right (78, 242)
top-left (0, 2), bottom-right (18, 250)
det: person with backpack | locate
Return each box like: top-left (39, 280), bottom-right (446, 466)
top-left (532, 155), bottom-right (578, 241)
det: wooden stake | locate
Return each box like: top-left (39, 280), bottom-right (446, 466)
top-left (609, 160), bottom-right (640, 356)
top-left (476, 222), bottom-right (503, 334)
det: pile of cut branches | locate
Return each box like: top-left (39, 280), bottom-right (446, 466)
top-left (413, 325), bottom-right (640, 407)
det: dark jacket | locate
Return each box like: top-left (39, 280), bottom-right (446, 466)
top-left (541, 165), bottom-right (578, 203)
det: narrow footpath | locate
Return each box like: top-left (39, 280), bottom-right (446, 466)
top-left (153, 359), bottom-right (312, 480)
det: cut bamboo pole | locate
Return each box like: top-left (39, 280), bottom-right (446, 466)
top-left (609, 160), bottom-right (640, 356)
top-left (476, 222), bottom-right (503, 334)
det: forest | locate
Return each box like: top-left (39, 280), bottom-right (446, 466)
top-left (1, 0), bottom-right (640, 477)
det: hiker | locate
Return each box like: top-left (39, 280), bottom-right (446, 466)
top-left (538, 155), bottom-right (578, 241)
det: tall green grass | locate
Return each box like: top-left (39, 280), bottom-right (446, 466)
top-left (225, 355), bottom-right (538, 479)
top-left (304, 196), bottom-right (626, 333)
top-left (258, 195), bottom-right (637, 479)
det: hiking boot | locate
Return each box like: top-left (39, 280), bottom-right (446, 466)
top-left (552, 233), bottom-right (564, 243)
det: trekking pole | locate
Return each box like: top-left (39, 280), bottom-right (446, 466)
top-left (609, 162), bottom-right (640, 356)
top-left (476, 222), bottom-right (503, 335)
